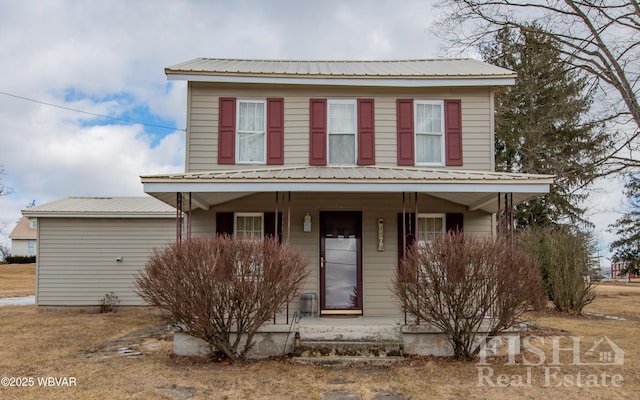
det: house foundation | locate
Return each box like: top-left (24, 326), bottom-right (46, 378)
top-left (173, 317), bottom-right (516, 360)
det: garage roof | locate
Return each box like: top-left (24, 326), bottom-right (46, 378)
top-left (22, 197), bottom-right (175, 218)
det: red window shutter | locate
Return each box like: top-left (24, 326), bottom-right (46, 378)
top-left (445, 213), bottom-right (464, 233)
top-left (264, 212), bottom-right (283, 243)
top-left (309, 99), bottom-right (327, 166)
top-left (216, 212), bottom-right (234, 236)
top-left (267, 98), bottom-right (285, 165)
top-left (218, 97), bottom-right (236, 165)
top-left (357, 99), bottom-right (375, 165)
top-left (445, 99), bottom-right (463, 166)
top-left (396, 99), bottom-right (414, 166)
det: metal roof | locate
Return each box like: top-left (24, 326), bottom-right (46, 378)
top-left (8, 217), bottom-right (36, 240)
top-left (142, 166), bottom-right (553, 214)
top-left (167, 58), bottom-right (515, 78)
top-left (165, 58), bottom-right (516, 87)
top-left (22, 197), bottom-right (176, 218)
top-left (142, 166), bottom-right (553, 184)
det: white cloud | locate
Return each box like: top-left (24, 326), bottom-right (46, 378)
top-left (0, 0), bottom-right (625, 262)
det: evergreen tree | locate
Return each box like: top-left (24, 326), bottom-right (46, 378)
top-left (609, 175), bottom-right (640, 276)
top-left (481, 26), bottom-right (608, 228)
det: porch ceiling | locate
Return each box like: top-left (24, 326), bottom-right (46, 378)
top-left (141, 166), bottom-right (553, 213)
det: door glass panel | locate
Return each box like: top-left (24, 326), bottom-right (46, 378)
top-left (324, 236), bottom-right (358, 309)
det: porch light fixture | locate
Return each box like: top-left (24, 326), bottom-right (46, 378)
top-left (303, 213), bottom-right (312, 232)
top-left (377, 218), bottom-right (384, 251)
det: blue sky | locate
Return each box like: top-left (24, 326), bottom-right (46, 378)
top-left (0, 0), bottom-right (625, 267)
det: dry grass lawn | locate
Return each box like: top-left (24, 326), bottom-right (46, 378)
top-left (0, 274), bottom-right (639, 399)
top-left (0, 263), bottom-right (35, 298)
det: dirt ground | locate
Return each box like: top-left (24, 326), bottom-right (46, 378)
top-left (0, 267), bottom-right (639, 399)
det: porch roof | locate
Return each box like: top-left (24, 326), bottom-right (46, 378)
top-left (141, 166), bottom-right (553, 214)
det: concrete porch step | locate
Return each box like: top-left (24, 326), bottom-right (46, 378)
top-left (298, 317), bottom-right (403, 342)
top-left (291, 355), bottom-right (406, 367)
top-left (295, 340), bottom-right (403, 358)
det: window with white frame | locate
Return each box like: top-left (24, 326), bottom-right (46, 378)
top-left (29, 219), bottom-right (37, 229)
top-left (415, 101), bottom-right (445, 165)
top-left (416, 214), bottom-right (445, 247)
top-left (328, 99), bottom-right (357, 165)
top-left (237, 100), bottom-right (266, 163)
top-left (234, 213), bottom-right (264, 280)
top-left (27, 240), bottom-right (36, 256)
top-left (234, 213), bottom-right (264, 240)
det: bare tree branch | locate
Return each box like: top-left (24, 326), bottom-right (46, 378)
top-left (434, 0), bottom-right (640, 173)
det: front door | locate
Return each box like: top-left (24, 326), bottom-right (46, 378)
top-left (319, 211), bottom-right (362, 315)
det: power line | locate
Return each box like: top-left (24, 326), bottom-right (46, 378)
top-left (0, 90), bottom-right (185, 132)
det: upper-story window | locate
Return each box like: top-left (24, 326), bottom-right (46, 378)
top-left (397, 99), bottom-right (462, 167)
top-left (218, 97), bottom-right (284, 166)
top-left (415, 101), bottom-right (445, 165)
top-left (328, 100), bottom-right (357, 165)
top-left (237, 100), bottom-right (266, 164)
top-left (29, 219), bottom-right (37, 229)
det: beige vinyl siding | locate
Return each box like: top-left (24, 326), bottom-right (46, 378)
top-left (193, 192), bottom-right (492, 317)
top-left (36, 218), bottom-right (175, 306)
top-left (10, 239), bottom-right (33, 257)
top-left (186, 83), bottom-right (493, 172)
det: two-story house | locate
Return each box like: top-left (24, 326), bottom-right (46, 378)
top-left (142, 58), bottom-right (553, 319)
top-left (8, 216), bottom-right (38, 257)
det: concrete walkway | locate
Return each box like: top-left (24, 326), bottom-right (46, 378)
top-left (0, 295), bottom-right (35, 306)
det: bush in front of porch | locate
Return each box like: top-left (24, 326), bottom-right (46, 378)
top-left (135, 236), bottom-right (308, 362)
top-left (393, 232), bottom-right (545, 361)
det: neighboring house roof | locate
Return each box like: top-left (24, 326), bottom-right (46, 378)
top-left (21, 197), bottom-right (176, 218)
top-left (142, 166), bottom-right (553, 213)
top-left (8, 217), bottom-right (36, 240)
top-left (165, 58), bottom-right (516, 87)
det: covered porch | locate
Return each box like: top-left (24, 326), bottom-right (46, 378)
top-left (142, 165), bottom-right (552, 240)
top-left (142, 165), bottom-right (552, 320)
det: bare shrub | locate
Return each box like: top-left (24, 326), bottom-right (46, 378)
top-left (98, 292), bottom-right (120, 313)
top-left (392, 232), bottom-right (544, 361)
top-left (135, 236), bottom-right (308, 362)
top-left (518, 227), bottom-right (597, 314)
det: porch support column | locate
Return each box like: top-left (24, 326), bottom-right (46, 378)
top-left (414, 192), bottom-right (418, 227)
top-left (176, 192), bottom-right (183, 243)
top-left (497, 193), bottom-right (514, 246)
top-left (287, 192), bottom-right (291, 243)
top-left (402, 192), bottom-right (407, 325)
top-left (506, 193), bottom-right (514, 247)
top-left (497, 192), bottom-right (501, 238)
top-left (274, 192), bottom-right (279, 240)
top-left (187, 192), bottom-right (192, 240)
top-left (402, 192), bottom-right (406, 260)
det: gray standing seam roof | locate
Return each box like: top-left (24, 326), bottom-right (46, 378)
top-left (165, 58), bottom-right (516, 78)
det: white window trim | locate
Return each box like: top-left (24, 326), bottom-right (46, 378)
top-left (417, 213), bottom-right (446, 246)
top-left (27, 240), bottom-right (36, 256)
top-left (233, 212), bottom-right (265, 281)
top-left (236, 99), bottom-right (267, 164)
top-left (414, 100), bottom-right (445, 166)
top-left (29, 219), bottom-right (37, 229)
top-left (233, 212), bottom-right (265, 239)
top-left (327, 99), bottom-right (357, 166)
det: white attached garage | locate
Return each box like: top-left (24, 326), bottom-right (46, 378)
top-left (22, 197), bottom-right (176, 307)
